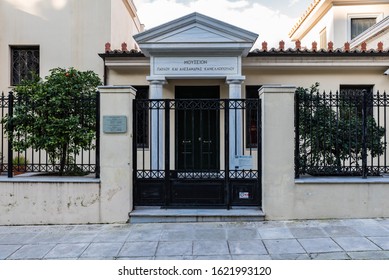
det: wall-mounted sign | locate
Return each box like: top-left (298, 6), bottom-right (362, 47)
top-left (103, 116), bottom-right (127, 133)
top-left (239, 192), bottom-right (250, 199)
top-left (152, 56), bottom-right (240, 77)
top-left (234, 155), bottom-right (253, 170)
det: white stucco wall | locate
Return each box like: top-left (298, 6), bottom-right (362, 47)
top-left (0, 178), bottom-right (101, 225)
top-left (295, 3), bottom-right (389, 49)
top-left (0, 0), bottom-right (143, 91)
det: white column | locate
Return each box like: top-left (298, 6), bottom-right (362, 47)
top-left (226, 76), bottom-right (245, 169)
top-left (98, 85), bottom-right (136, 222)
top-left (258, 85), bottom-right (296, 219)
top-left (147, 76), bottom-right (166, 170)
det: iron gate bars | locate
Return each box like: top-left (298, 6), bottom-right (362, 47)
top-left (133, 98), bottom-right (261, 208)
top-left (295, 88), bottom-right (388, 178)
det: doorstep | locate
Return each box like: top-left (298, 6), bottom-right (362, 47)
top-left (128, 207), bottom-right (265, 223)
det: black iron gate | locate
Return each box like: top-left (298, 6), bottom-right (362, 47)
top-left (133, 98), bottom-right (261, 208)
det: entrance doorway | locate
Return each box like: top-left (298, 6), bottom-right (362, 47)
top-left (175, 86), bottom-right (219, 171)
top-left (133, 89), bottom-right (261, 208)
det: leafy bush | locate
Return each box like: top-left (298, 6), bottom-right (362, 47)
top-left (297, 83), bottom-right (386, 175)
top-left (3, 68), bottom-right (101, 175)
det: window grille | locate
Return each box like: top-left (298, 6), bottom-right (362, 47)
top-left (11, 46), bottom-right (40, 86)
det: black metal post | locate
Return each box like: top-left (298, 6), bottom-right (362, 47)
top-left (257, 98), bottom-right (262, 207)
top-left (294, 90), bottom-right (300, 179)
top-left (225, 100), bottom-right (230, 210)
top-left (362, 89), bottom-right (368, 178)
top-left (164, 100), bottom-right (170, 208)
top-left (132, 99), bottom-right (138, 204)
top-left (95, 91), bottom-right (100, 179)
top-left (7, 92), bottom-right (13, 178)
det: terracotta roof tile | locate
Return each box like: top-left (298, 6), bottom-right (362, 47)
top-left (100, 42), bottom-right (389, 57)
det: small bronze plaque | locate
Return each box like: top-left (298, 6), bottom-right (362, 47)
top-left (103, 116), bottom-right (127, 133)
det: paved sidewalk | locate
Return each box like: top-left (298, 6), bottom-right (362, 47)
top-left (1, 218), bottom-right (389, 260)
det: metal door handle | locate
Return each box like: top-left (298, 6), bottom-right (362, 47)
top-left (203, 140), bottom-right (212, 144)
top-left (182, 140), bottom-right (191, 144)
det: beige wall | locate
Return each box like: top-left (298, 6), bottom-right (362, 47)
top-left (0, 0), bottom-right (143, 91)
top-left (260, 85), bottom-right (389, 220)
top-left (243, 67), bottom-right (389, 92)
top-left (0, 179), bottom-right (101, 225)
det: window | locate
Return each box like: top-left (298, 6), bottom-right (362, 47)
top-left (134, 86), bottom-right (149, 148)
top-left (319, 28), bottom-right (327, 49)
top-left (351, 18), bottom-right (376, 40)
top-left (245, 86), bottom-right (261, 148)
top-left (11, 46), bottom-right (40, 86)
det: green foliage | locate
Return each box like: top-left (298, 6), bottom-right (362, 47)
top-left (12, 156), bottom-right (28, 166)
top-left (3, 68), bottom-right (101, 175)
top-left (297, 83), bottom-right (386, 175)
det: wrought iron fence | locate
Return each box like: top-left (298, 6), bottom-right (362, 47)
top-left (0, 91), bottom-right (100, 178)
top-left (295, 87), bottom-right (388, 178)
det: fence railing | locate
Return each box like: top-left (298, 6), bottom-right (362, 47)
top-left (295, 88), bottom-right (388, 178)
top-left (0, 91), bottom-right (100, 178)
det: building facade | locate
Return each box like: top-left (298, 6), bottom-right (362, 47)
top-left (100, 12), bottom-right (389, 221)
top-left (1, 2), bottom-right (389, 224)
top-left (0, 0), bottom-right (144, 91)
top-left (289, 0), bottom-right (389, 49)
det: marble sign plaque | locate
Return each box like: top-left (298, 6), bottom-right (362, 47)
top-left (152, 56), bottom-right (240, 77)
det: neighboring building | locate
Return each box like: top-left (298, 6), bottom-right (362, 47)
top-left (0, 0), bottom-right (144, 90)
top-left (289, 0), bottom-right (389, 49)
top-left (351, 15), bottom-right (389, 49)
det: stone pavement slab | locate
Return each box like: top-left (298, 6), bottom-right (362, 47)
top-left (226, 228), bottom-right (261, 240)
top-left (333, 237), bottom-right (381, 251)
top-left (347, 251), bottom-right (389, 260)
top-left (0, 245), bottom-right (22, 259)
top-left (322, 226), bottom-right (361, 237)
top-left (270, 253), bottom-right (310, 260)
top-left (351, 225), bottom-right (389, 237)
top-left (258, 227), bottom-right (294, 239)
top-left (231, 254), bottom-right (271, 260)
top-left (263, 239), bottom-right (305, 255)
top-left (298, 238), bottom-right (342, 253)
top-left (193, 240), bottom-right (229, 256)
top-left (44, 243), bottom-right (89, 259)
top-left (8, 244), bottom-right (55, 260)
top-left (160, 230), bottom-right (195, 241)
top-left (0, 233), bottom-right (39, 245)
top-left (289, 227), bottom-right (328, 238)
top-left (156, 241), bottom-right (193, 256)
top-left (228, 240), bottom-right (267, 255)
top-left (118, 242), bottom-right (158, 257)
top-left (368, 236), bottom-right (389, 250)
top-left (194, 228), bottom-right (226, 240)
top-left (81, 243), bottom-right (123, 259)
top-left (309, 252), bottom-right (350, 260)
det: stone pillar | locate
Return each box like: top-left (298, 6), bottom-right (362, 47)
top-left (98, 85), bottom-right (136, 222)
top-left (258, 85), bottom-right (296, 219)
top-left (226, 76), bottom-right (245, 169)
top-left (147, 76), bottom-right (166, 171)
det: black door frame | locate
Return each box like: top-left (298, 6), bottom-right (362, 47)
top-left (175, 86), bottom-right (220, 172)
